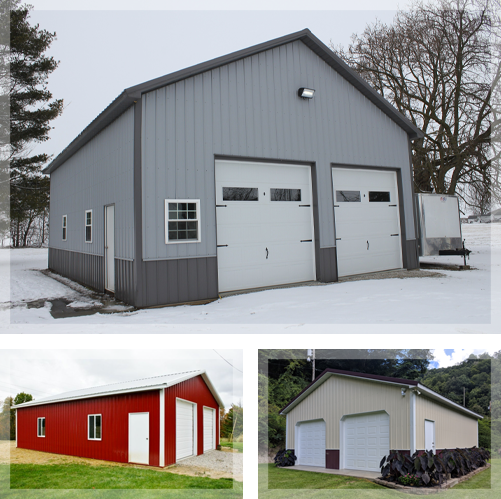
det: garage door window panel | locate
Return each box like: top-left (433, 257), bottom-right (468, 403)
top-left (369, 191), bottom-right (391, 202)
top-left (165, 200), bottom-right (200, 243)
top-left (271, 188), bottom-right (301, 201)
top-left (336, 191), bottom-right (361, 202)
top-left (222, 187), bottom-right (258, 201)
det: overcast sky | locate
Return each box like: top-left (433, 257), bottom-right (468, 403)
top-left (0, 348), bottom-right (243, 409)
top-left (23, 1), bottom-right (421, 161)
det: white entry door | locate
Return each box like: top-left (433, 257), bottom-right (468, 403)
top-left (343, 412), bottom-right (390, 472)
top-left (176, 399), bottom-right (195, 461)
top-left (215, 160), bottom-right (316, 293)
top-left (297, 420), bottom-right (326, 467)
top-left (128, 412), bottom-right (149, 465)
top-left (105, 204), bottom-right (115, 292)
top-left (203, 407), bottom-right (215, 452)
top-left (425, 420), bottom-right (435, 452)
top-left (332, 168), bottom-right (403, 277)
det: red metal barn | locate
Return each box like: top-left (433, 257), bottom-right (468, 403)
top-left (13, 370), bottom-right (223, 467)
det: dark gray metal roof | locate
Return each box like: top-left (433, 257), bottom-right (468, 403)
top-left (44, 28), bottom-right (424, 174)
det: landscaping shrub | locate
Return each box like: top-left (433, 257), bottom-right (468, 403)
top-left (273, 449), bottom-right (297, 467)
top-left (379, 447), bottom-right (491, 487)
top-left (397, 474), bottom-right (420, 486)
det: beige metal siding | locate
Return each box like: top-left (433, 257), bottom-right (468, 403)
top-left (286, 376), bottom-right (410, 450)
top-left (415, 396), bottom-right (478, 450)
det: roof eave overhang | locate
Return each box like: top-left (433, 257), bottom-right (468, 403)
top-left (280, 371), bottom-right (414, 415)
top-left (13, 370), bottom-right (225, 410)
top-left (416, 383), bottom-right (483, 419)
top-left (44, 28), bottom-right (423, 175)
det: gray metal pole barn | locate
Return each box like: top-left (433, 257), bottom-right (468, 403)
top-left (44, 29), bottom-right (424, 308)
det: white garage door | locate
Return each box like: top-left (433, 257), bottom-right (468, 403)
top-left (332, 168), bottom-right (403, 277)
top-left (215, 160), bottom-right (315, 293)
top-left (203, 407), bottom-right (215, 452)
top-left (343, 412), bottom-right (390, 472)
top-left (176, 400), bottom-right (195, 461)
top-left (297, 420), bottom-right (326, 467)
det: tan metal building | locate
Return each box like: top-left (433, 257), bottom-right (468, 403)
top-left (280, 369), bottom-right (482, 473)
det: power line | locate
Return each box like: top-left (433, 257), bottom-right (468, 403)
top-left (213, 350), bottom-right (243, 373)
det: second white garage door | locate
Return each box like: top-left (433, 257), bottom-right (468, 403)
top-left (343, 412), bottom-right (390, 472)
top-left (215, 160), bottom-right (315, 293)
top-left (332, 168), bottom-right (403, 277)
top-left (297, 420), bottom-right (326, 467)
top-left (176, 399), bottom-right (195, 461)
top-left (203, 407), bottom-right (215, 452)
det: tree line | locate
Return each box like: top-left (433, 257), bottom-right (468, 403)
top-left (259, 349), bottom-right (497, 453)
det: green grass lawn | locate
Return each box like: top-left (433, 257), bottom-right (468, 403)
top-left (259, 462), bottom-right (497, 499)
top-left (220, 439), bottom-right (243, 453)
top-left (0, 464), bottom-right (242, 498)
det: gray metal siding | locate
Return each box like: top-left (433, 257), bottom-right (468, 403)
top-left (48, 248), bottom-right (104, 292)
top-left (141, 40), bottom-right (414, 261)
top-left (49, 106), bottom-right (135, 260)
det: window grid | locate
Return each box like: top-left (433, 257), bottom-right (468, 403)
top-left (165, 200), bottom-right (201, 244)
top-left (62, 215), bottom-right (67, 241)
top-left (85, 210), bottom-right (92, 243)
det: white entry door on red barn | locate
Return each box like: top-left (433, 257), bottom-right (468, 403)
top-left (128, 412), bottom-right (149, 465)
top-left (203, 407), bottom-right (215, 452)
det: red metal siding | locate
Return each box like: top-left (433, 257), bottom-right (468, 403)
top-left (17, 391), bottom-right (160, 466)
top-left (164, 376), bottom-right (220, 466)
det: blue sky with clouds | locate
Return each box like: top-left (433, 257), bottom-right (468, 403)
top-left (430, 349), bottom-right (496, 369)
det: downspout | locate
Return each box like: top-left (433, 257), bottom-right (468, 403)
top-left (410, 387), bottom-right (416, 455)
top-left (159, 388), bottom-right (165, 467)
top-left (285, 414), bottom-right (288, 449)
top-left (15, 409), bottom-right (17, 447)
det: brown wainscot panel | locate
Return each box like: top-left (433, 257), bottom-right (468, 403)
top-left (326, 449), bottom-right (339, 469)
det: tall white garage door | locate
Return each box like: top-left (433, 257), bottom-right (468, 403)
top-left (343, 412), bottom-right (390, 472)
top-left (297, 420), bottom-right (326, 467)
top-left (176, 400), bottom-right (195, 461)
top-left (332, 168), bottom-right (403, 277)
top-left (215, 160), bottom-right (315, 293)
top-left (203, 407), bottom-right (215, 452)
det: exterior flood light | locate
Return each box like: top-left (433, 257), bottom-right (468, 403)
top-left (298, 87), bottom-right (315, 99)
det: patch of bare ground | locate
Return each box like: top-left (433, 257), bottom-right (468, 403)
top-left (1, 441), bottom-right (242, 481)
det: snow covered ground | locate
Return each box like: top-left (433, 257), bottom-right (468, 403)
top-left (0, 224), bottom-right (499, 333)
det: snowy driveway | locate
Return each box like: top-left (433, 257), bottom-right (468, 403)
top-left (1, 224), bottom-right (498, 333)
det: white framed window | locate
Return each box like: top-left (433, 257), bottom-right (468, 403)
top-left (37, 417), bottom-right (45, 437)
top-left (62, 215), bottom-right (67, 241)
top-left (85, 210), bottom-right (92, 243)
top-left (88, 414), bottom-right (102, 440)
top-left (165, 199), bottom-right (201, 244)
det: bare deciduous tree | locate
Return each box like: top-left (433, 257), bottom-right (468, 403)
top-left (333, 0), bottom-right (500, 213)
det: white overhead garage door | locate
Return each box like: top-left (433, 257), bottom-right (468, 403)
top-left (343, 412), bottom-right (390, 472)
top-left (203, 407), bottom-right (215, 452)
top-left (297, 420), bottom-right (326, 467)
top-left (215, 160), bottom-right (315, 293)
top-left (332, 168), bottom-right (403, 277)
top-left (176, 399), bottom-right (195, 461)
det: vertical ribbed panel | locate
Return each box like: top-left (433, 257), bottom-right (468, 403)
top-left (415, 396), bottom-right (478, 450)
top-left (164, 376), bottom-right (220, 467)
top-left (48, 247), bottom-right (104, 292)
top-left (49, 106), bottom-right (135, 260)
top-left (114, 258), bottom-right (134, 304)
top-left (286, 376), bottom-right (410, 451)
top-left (16, 391), bottom-right (160, 466)
top-left (141, 39), bottom-right (415, 262)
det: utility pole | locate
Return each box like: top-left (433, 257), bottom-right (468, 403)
top-left (307, 349), bottom-right (316, 381)
top-left (463, 387), bottom-right (465, 407)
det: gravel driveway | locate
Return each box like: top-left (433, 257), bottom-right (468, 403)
top-left (173, 450), bottom-right (243, 482)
